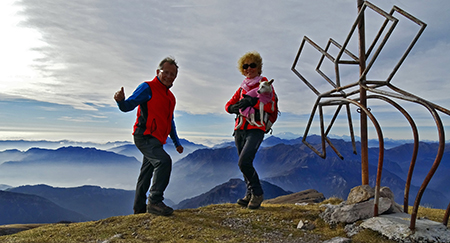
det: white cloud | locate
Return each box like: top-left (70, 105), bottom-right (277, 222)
top-left (1, 0), bottom-right (450, 143)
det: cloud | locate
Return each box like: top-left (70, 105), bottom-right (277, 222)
top-left (2, 0), bottom-right (450, 143)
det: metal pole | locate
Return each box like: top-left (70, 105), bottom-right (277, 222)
top-left (357, 0), bottom-right (369, 185)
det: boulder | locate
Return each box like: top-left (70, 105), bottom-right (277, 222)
top-left (264, 189), bottom-right (325, 205)
top-left (379, 186), bottom-right (394, 200)
top-left (361, 213), bottom-right (450, 243)
top-left (380, 187), bottom-right (403, 213)
top-left (320, 197), bottom-right (393, 224)
top-left (321, 186), bottom-right (404, 225)
top-left (346, 185), bottom-right (374, 205)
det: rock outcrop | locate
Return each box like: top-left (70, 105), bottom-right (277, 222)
top-left (264, 189), bottom-right (325, 205)
top-left (320, 185), bottom-right (402, 225)
top-left (320, 185), bottom-right (450, 242)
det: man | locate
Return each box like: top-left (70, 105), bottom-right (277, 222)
top-left (114, 57), bottom-right (183, 216)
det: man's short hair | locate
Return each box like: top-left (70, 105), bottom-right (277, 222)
top-left (158, 57), bottom-right (178, 70)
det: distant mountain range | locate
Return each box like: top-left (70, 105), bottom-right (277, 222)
top-left (212, 134), bottom-right (416, 149)
top-left (0, 139), bottom-right (130, 152)
top-left (166, 136), bottom-right (450, 209)
top-left (107, 138), bottom-right (207, 162)
top-left (1, 136), bottom-right (450, 225)
top-left (0, 190), bottom-right (89, 225)
top-left (0, 146), bottom-right (141, 189)
top-left (175, 178), bottom-right (292, 209)
top-left (0, 180), bottom-right (289, 225)
top-left (0, 185), bottom-right (11, 191)
top-left (0, 138), bottom-right (206, 163)
top-left (7, 185), bottom-right (135, 221)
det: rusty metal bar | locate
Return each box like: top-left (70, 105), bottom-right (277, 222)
top-left (329, 38), bottom-right (359, 62)
top-left (388, 83), bottom-right (450, 116)
top-left (357, 0), bottom-right (369, 185)
top-left (444, 203), bottom-right (450, 226)
top-left (302, 97), bottom-right (355, 160)
top-left (346, 103), bottom-right (357, 155)
top-left (386, 6), bottom-right (427, 83)
top-left (302, 99), bottom-right (347, 160)
top-left (292, 0), bottom-right (450, 232)
top-left (366, 95), bottom-right (419, 213)
top-left (364, 1), bottom-right (397, 59)
top-left (410, 104), bottom-right (444, 231)
top-left (292, 37), bottom-right (323, 96)
top-left (322, 97), bottom-right (385, 216)
top-left (323, 104), bottom-right (345, 159)
top-left (358, 2), bottom-right (399, 83)
top-left (301, 98), bottom-right (327, 158)
top-left (362, 83), bottom-right (446, 231)
top-left (320, 102), bottom-right (352, 159)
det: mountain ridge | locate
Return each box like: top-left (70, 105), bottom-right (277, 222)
top-left (175, 178), bottom-right (292, 209)
top-left (7, 184), bottom-right (135, 221)
top-left (1, 135), bottom-right (449, 227)
top-left (0, 190), bottom-right (90, 225)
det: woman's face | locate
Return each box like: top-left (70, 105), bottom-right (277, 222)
top-left (243, 60), bottom-right (259, 79)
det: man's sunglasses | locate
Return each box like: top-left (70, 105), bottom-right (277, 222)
top-left (242, 63), bottom-right (257, 69)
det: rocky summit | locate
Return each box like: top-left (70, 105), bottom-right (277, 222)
top-left (320, 185), bottom-right (450, 243)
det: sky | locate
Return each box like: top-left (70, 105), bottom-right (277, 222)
top-left (1, 0), bottom-right (450, 146)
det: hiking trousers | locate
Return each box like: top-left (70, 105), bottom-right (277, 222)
top-left (133, 135), bottom-right (172, 213)
top-left (234, 129), bottom-right (264, 196)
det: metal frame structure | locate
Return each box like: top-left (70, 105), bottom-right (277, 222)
top-left (291, 1), bottom-right (450, 231)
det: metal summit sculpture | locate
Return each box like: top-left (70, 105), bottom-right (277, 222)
top-left (291, 0), bottom-right (450, 231)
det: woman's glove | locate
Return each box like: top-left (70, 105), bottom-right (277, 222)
top-left (227, 104), bottom-right (240, 114)
top-left (238, 95), bottom-right (258, 109)
top-left (228, 95), bottom-right (258, 114)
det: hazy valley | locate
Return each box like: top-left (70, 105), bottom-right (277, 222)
top-left (1, 135), bottom-right (449, 225)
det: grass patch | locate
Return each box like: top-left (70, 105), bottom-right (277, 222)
top-left (0, 202), bottom-right (447, 242)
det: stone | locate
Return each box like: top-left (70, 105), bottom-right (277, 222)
top-left (295, 202), bottom-right (309, 206)
top-left (380, 186), bottom-right (394, 200)
top-left (387, 201), bottom-right (403, 214)
top-left (323, 237), bottom-right (351, 243)
top-left (297, 220), bottom-right (315, 230)
top-left (320, 197), bottom-right (392, 224)
top-left (264, 189), bottom-right (325, 205)
top-left (297, 220), bottom-right (306, 229)
top-left (344, 223), bottom-right (361, 237)
top-left (361, 212), bottom-right (450, 243)
top-left (379, 187), bottom-right (403, 213)
top-left (346, 185), bottom-right (374, 205)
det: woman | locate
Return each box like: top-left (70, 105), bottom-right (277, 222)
top-left (225, 51), bottom-right (276, 209)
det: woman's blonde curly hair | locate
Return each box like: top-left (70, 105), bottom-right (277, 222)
top-left (237, 51), bottom-right (263, 76)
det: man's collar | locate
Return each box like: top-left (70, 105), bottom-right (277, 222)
top-left (156, 76), bottom-right (172, 89)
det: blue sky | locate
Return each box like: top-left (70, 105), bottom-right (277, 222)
top-left (1, 0), bottom-right (450, 146)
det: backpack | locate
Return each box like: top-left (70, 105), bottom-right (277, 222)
top-left (263, 90), bottom-right (279, 134)
top-left (239, 86), bottom-right (279, 134)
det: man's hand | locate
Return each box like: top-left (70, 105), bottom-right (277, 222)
top-left (176, 145), bottom-right (184, 154)
top-left (114, 87), bottom-right (125, 102)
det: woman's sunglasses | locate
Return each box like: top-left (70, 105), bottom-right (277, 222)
top-left (242, 63), bottom-right (257, 69)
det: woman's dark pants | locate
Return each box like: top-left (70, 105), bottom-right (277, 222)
top-left (234, 129), bottom-right (264, 196)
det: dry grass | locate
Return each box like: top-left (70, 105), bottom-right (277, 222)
top-left (0, 201), bottom-right (447, 243)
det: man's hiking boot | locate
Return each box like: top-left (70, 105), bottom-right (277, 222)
top-left (147, 201), bottom-right (174, 216)
top-left (134, 209), bottom-right (146, 214)
top-left (248, 194), bottom-right (264, 209)
top-left (237, 194), bottom-right (252, 207)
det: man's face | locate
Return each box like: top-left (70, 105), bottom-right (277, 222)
top-left (157, 62), bottom-right (178, 87)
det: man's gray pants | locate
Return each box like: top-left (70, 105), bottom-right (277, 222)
top-left (133, 135), bottom-right (172, 213)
